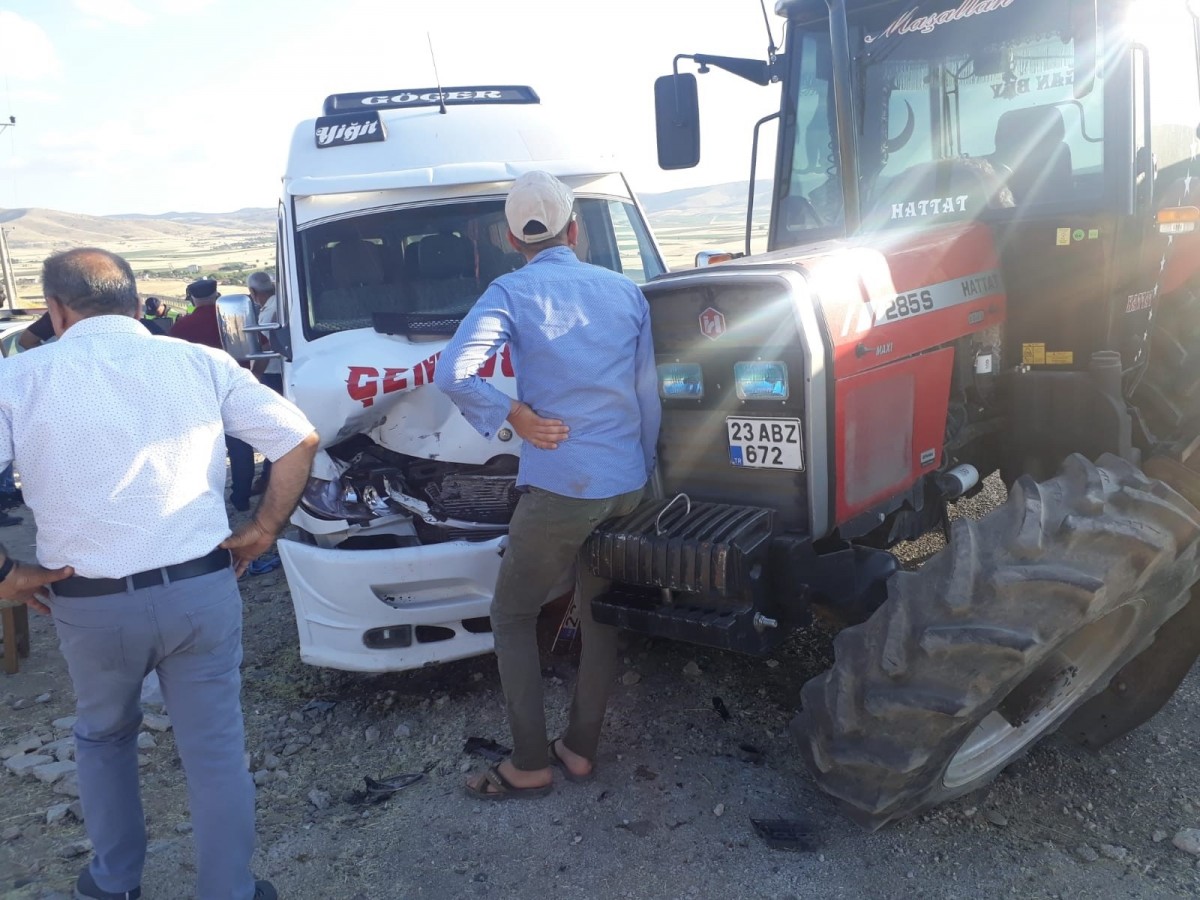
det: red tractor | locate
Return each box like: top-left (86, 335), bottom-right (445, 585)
top-left (586, 0), bottom-right (1200, 828)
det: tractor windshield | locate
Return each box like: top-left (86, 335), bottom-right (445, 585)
top-left (779, 0), bottom-right (1104, 243)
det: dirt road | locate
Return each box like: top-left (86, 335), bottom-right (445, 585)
top-left (2, 486), bottom-right (1199, 899)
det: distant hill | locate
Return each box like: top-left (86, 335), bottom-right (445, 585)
top-left (0, 206), bottom-right (272, 254)
top-left (0, 182), bottom-right (762, 255)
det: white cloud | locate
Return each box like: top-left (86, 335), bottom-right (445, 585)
top-left (0, 12), bottom-right (62, 80)
top-left (149, 0), bottom-right (218, 12)
top-left (73, 0), bottom-right (152, 27)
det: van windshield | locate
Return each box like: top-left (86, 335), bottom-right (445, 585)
top-left (298, 197), bottom-right (664, 338)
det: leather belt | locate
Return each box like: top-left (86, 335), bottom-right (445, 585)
top-left (53, 548), bottom-right (232, 598)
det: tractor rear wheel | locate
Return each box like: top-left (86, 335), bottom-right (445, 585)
top-left (793, 454), bottom-right (1200, 830)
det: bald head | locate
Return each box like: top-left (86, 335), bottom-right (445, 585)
top-left (41, 248), bottom-right (139, 319)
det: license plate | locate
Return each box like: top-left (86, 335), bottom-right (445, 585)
top-left (726, 417), bottom-right (804, 470)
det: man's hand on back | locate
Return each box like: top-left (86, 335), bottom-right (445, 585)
top-left (0, 562), bottom-right (75, 614)
top-left (509, 401), bottom-right (569, 450)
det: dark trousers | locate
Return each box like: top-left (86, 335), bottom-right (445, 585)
top-left (225, 436), bottom-right (254, 507)
top-left (257, 374), bottom-right (284, 488)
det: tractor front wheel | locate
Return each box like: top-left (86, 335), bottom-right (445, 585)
top-left (793, 454), bottom-right (1200, 830)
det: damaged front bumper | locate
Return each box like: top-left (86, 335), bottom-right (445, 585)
top-left (276, 527), bottom-right (502, 672)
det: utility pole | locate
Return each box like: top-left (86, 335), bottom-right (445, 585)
top-left (0, 116), bottom-right (16, 320)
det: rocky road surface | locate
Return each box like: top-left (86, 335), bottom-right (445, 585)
top-left (2, 479), bottom-right (1200, 899)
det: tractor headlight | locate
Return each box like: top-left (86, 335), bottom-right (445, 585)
top-left (734, 360), bottom-right (789, 400)
top-left (658, 362), bottom-right (704, 399)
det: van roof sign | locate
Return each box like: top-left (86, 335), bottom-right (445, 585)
top-left (322, 85), bottom-right (540, 115)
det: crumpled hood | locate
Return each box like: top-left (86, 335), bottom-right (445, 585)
top-left (288, 328), bottom-right (519, 465)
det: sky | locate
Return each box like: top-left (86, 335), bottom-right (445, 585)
top-left (0, 0), bottom-right (783, 216)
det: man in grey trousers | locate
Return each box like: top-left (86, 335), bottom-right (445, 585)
top-left (0, 248), bottom-right (318, 899)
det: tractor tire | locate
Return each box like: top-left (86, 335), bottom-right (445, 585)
top-left (793, 453), bottom-right (1200, 830)
top-left (1135, 287), bottom-right (1200, 446)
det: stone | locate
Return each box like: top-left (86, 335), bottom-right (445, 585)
top-left (364, 726), bottom-right (381, 745)
top-left (1, 825), bottom-right (20, 842)
top-left (52, 716), bottom-right (77, 731)
top-left (713, 803), bottom-right (725, 817)
top-left (34, 692), bottom-right (52, 704)
top-left (175, 822), bottom-right (193, 834)
top-left (1152, 830), bottom-right (1169, 843)
top-left (11, 698), bottom-right (30, 710)
top-left (57, 838), bottom-right (92, 858)
top-left (142, 713), bottom-right (172, 732)
top-left (282, 743), bottom-right (302, 757)
top-left (308, 788), bottom-right (331, 811)
top-left (68, 801), bottom-right (83, 821)
top-left (1172, 829), bottom-right (1200, 856)
top-left (1099, 844), bottom-right (1128, 861)
top-left (621, 671), bottom-right (642, 686)
top-left (264, 754), bottom-right (281, 771)
top-left (54, 774), bottom-right (81, 798)
top-left (1076, 845), bottom-right (1100, 863)
top-left (136, 732), bottom-right (157, 751)
top-left (32, 760), bottom-right (77, 784)
top-left (682, 661), bottom-right (702, 676)
top-left (984, 810), bottom-right (1009, 827)
top-left (253, 769), bottom-right (272, 787)
top-left (46, 803), bottom-right (71, 826)
top-left (393, 723), bottom-right (411, 739)
top-left (2, 733), bottom-right (47, 758)
top-left (765, 659), bottom-right (780, 669)
top-left (5, 753), bottom-right (53, 775)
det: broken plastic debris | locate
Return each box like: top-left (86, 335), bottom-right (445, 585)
top-left (347, 772), bottom-right (423, 805)
top-left (750, 818), bottom-right (820, 852)
top-left (463, 737), bottom-right (511, 762)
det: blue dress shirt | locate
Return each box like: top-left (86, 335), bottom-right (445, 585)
top-left (435, 245), bottom-right (660, 499)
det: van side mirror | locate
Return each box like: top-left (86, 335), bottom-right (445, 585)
top-left (217, 294), bottom-right (283, 363)
top-left (655, 73), bottom-right (700, 170)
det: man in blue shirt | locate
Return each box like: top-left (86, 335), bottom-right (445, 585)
top-left (436, 171), bottom-right (660, 799)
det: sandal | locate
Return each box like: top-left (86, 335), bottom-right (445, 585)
top-left (548, 738), bottom-right (595, 784)
top-left (464, 763), bottom-right (553, 802)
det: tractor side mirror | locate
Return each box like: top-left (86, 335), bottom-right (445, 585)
top-left (655, 73), bottom-right (701, 170)
top-left (1070, 0), bottom-right (1098, 100)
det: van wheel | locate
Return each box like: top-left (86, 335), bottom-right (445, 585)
top-left (792, 454), bottom-right (1200, 830)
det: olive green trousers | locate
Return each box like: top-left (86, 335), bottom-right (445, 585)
top-left (490, 484), bottom-right (644, 771)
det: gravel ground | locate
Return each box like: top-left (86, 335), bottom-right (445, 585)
top-left (2, 476), bottom-right (1200, 899)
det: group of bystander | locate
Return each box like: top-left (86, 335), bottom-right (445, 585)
top-left (0, 172), bottom-right (659, 897)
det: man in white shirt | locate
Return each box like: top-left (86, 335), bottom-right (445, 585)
top-left (0, 248), bottom-right (318, 900)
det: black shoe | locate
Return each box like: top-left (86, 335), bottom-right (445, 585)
top-left (254, 880), bottom-right (277, 900)
top-left (231, 496), bottom-right (251, 512)
top-left (0, 513), bottom-right (22, 527)
top-left (74, 867), bottom-right (141, 900)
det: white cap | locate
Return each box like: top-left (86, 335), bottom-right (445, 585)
top-left (505, 171), bottom-right (575, 243)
